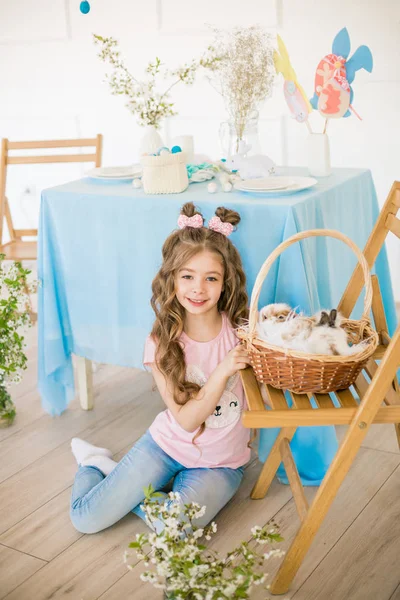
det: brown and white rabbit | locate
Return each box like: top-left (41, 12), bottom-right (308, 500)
top-left (306, 309), bottom-right (365, 356)
top-left (257, 303), bottom-right (312, 348)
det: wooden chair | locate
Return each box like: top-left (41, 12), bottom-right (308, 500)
top-left (0, 135), bottom-right (102, 321)
top-left (240, 181), bottom-right (400, 595)
top-left (0, 135), bottom-right (102, 262)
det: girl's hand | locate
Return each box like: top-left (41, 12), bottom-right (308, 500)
top-left (218, 344), bottom-right (251, 379)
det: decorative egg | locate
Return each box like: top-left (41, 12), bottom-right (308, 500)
top-left (218, 173), bottom-right (230, 185)
top-left (207, 182), bottom-right (218, 194)
top-left (80, 1), bottom-right (90, 14)
top-left (223, 182), bottom-right (233, 192)
top-left (157, 146), bottom-right (170, 155)
top-left (171, 145), bottom-right (182, 154)
top-left (132, 179), bottom-right (142, 189)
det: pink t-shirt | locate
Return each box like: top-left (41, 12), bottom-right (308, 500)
top-left (143, 312), bottom-right (251, 469)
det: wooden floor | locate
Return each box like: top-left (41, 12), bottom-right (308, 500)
top-left (1, 324), bottom-right (400, 600)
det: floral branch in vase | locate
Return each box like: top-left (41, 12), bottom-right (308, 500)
top-left (93, 35), bottom-right (221, 130)
top-left (205, 25), bottom-right (276, 152)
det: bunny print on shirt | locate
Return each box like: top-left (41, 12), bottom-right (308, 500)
top-left (186, 365), bottom-right (242, 429)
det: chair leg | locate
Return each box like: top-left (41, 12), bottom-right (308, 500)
top-left (369, 275), bottom-right (400, 447)
top-left (252, 427), bottom-right (296, 499)
top-left (76, 356), bottom-right (94, 410)
top-left (365, 359), bottom-right (400, 450)
top-left (270, 328), bottom-right (400, 594)
top-left (269, 420), bottom-right (371, 594)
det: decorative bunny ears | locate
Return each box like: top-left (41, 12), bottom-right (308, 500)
top-left (177, 214), bottom-right (234, 237)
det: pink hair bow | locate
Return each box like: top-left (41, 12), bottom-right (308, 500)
top-left (177, 214), bottom-right (204, 229)
top-left (208, 216), bottom-right (234, 237)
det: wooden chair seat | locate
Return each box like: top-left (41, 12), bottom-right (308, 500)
top-left (0, 240), bottom-right (37, 261)
top-left (242, 368), bottom-right (400, 432)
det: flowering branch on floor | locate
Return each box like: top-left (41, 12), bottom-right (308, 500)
top-left (93, 35), bottom-right (221, 129)
top-left (125, 483), bottom-right (284, 599)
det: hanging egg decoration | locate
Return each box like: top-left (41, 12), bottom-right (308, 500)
top-left (80, 1), bottom-right (90, 14)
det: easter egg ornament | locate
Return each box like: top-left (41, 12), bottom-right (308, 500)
top-left (157, 147), bottom-right (170, 156)
top-left (310, 27), bottom-right (373, 128)
top-left (80, 1), bottom-right (90, 14)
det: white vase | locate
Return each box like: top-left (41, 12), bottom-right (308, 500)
top-left (139, 125), bottom-right (164, 156)
top-left (307, 133), bottom-right (332, 177)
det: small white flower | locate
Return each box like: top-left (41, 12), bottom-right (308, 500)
top-left (193, 528), bottom-right (203, 539)
top-left (251, 525), bottom-right (262, 536)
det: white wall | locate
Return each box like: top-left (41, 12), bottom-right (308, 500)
top-left (0, 0), bottom-right (399, 298)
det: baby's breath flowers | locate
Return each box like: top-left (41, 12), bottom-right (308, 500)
top-left (0, 256), bottom-right (32, 426)
top-left (205, 25), bottom-right (276, 149)
top-left (125, 483), bottom-right (284, 599)
top-left (93, 35), bottom-right (220, 129)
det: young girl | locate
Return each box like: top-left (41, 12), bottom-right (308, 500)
top-left (70, 201), bottom-right (252, 534)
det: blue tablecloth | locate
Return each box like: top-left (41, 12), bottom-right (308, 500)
top-left (38, 167), bottom-right (397, 485)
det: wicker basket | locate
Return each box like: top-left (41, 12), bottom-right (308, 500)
top-left (141, 152), bottom-right (189, 194)
top-left (237, 229), bottom-right (379, 394)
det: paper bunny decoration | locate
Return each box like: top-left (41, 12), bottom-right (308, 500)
top-left (310, 27), bottom-right (373, 120)
top-left (186, 365), bottom-right (242, 428)
top-left (274, 34), bottom-right (313, 125)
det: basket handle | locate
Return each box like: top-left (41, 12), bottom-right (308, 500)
top-left (248, 229), bottom-right (373, 335)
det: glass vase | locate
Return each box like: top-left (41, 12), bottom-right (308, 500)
top-left (219, 109), bottom-right (261, 158)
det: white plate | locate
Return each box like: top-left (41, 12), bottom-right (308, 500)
top-left (234, 176), bottom-right (318, 194)
top-left (86, 165), bottom-right (142, 179)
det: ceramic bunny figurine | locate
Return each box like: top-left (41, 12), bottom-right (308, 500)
top-left (225, 152), bottom-right (275, 179)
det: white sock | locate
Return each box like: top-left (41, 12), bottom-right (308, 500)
top-left (81, 455), bottom-right (118, 476)
top-left (71, 437), bottom-right (113, 465)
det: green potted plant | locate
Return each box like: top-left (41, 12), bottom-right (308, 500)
top-left (0, 255), bottom-right (32, 427)
top-left (125, 484), bottom-right (284, 599)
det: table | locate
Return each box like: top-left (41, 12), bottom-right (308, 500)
top-left (38, 167), bottom-right (396, 416)
top-left (38, 167), bottom-right (397, 486)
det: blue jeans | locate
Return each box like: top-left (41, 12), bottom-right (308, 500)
top-left (70, 430), bottom-right (244, 534)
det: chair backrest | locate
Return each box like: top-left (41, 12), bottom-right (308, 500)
top-left (0, 134), bottom-right (103, 245)
top-left (338, 181), bottom-right (400, 319)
